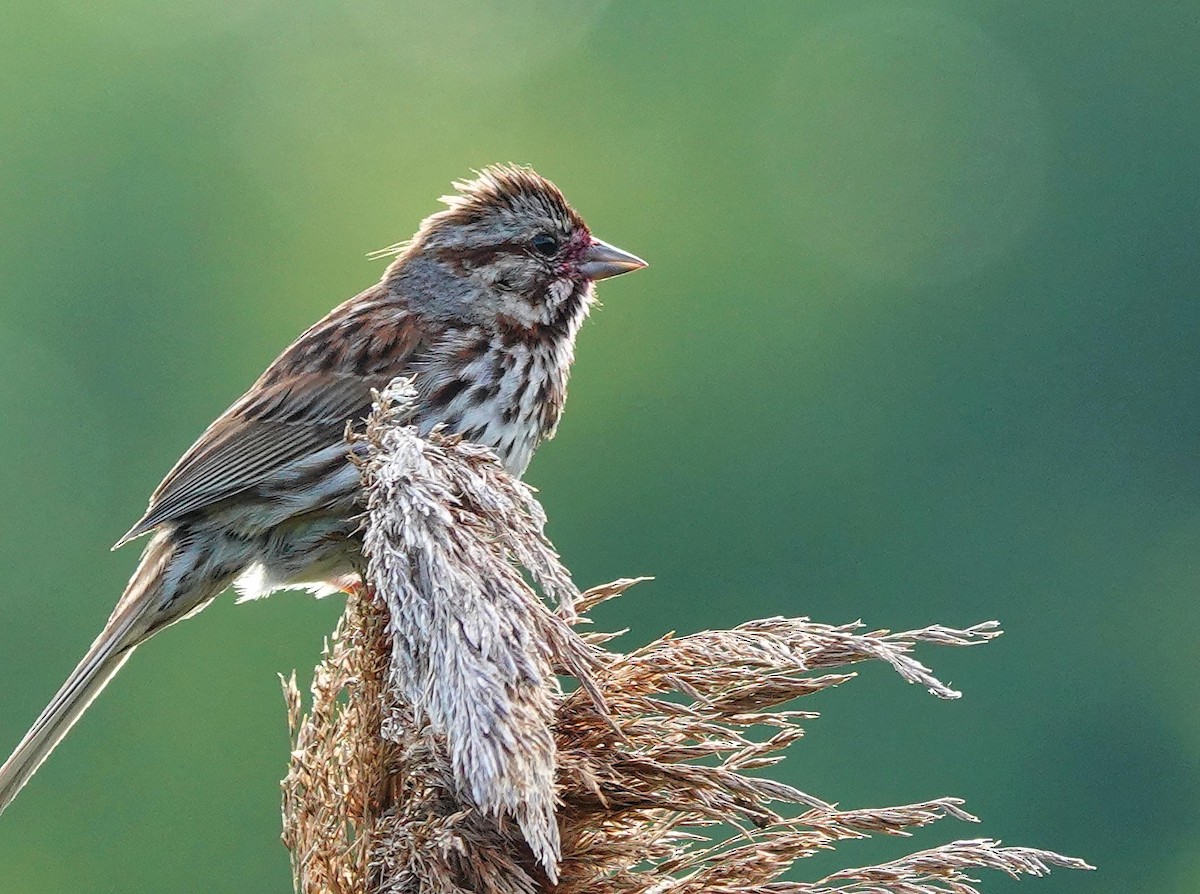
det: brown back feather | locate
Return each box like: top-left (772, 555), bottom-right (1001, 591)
top-left (115, 288), bottom-right (428, 548)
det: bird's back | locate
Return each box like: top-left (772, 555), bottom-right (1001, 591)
top-left (118, 281), bottom-right (578, 550)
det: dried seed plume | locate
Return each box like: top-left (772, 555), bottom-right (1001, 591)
top-left (280, 379), bottom-right (1092, 894)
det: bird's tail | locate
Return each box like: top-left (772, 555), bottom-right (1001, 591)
top-left (0, 532), bottom-right (177, 816)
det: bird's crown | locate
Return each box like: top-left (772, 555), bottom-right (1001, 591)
top-left (437, 164), bottom-right (583, 230)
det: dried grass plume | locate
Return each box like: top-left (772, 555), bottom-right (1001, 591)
top-left (280, 379), bottom-right (1092, 894)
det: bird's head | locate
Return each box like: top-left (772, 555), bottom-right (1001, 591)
top-left (385, 165), bottom-right (646, 331)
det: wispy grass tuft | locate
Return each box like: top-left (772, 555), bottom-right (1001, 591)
top-left (281, 379), bottom-right (1092, 894)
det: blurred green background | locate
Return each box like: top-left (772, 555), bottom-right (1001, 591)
top-left (1, 1), bottom-right (1196, 890)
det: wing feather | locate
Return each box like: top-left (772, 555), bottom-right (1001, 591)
top-left (115, 300), bottom-right (426, 548)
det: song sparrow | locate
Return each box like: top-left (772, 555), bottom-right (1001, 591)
top-left (0, 164), bottom-right (645, 814)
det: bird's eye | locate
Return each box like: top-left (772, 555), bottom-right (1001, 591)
top-left (531, 233), bottom-right (559, 256)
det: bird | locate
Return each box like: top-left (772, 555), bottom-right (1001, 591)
top-left (0, 164), bottom-right (646, 815)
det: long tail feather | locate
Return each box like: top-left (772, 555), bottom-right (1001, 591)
top-left (0, 630), bottom-right (139, 814)
top-left (0, 532), bottom-right (177, 816)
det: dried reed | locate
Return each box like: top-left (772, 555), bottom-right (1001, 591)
top-left (281, 380), bottom-right (1091, 894)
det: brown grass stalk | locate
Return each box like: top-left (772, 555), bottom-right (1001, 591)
top-left (280, 379), bottom-right (1092, 894)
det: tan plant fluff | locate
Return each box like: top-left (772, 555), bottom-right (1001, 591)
top-left (280, 380), bottom-right (1091, 894)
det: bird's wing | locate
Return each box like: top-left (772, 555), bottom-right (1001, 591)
top-left (115, 299), bottom-right (426, 548)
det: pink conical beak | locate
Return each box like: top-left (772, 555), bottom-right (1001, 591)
top-left (579, 238), bottom-right (647, 280)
